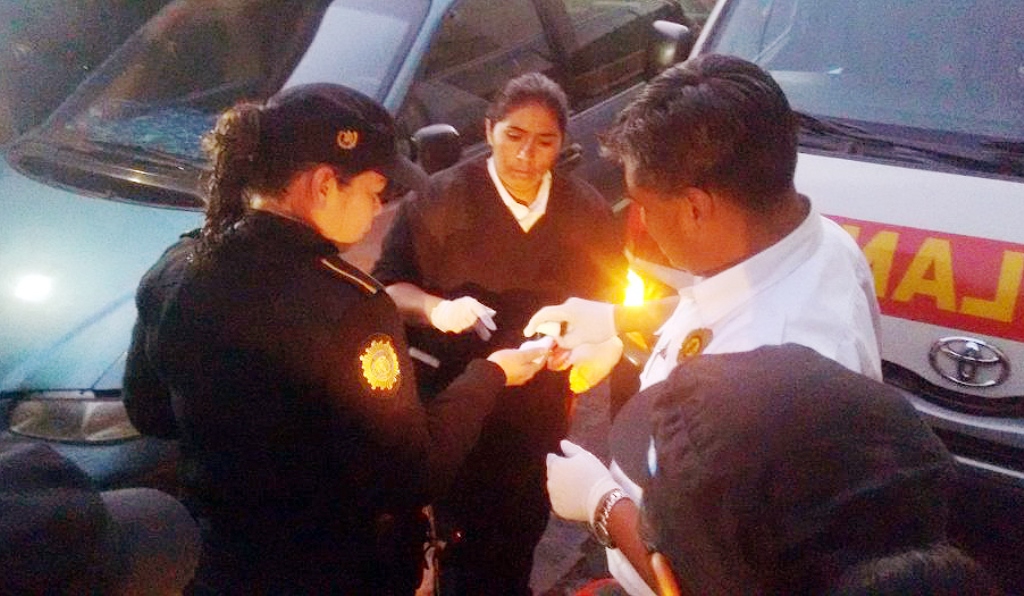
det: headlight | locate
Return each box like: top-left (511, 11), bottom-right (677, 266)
top-left (7, 391), bottom-right (140, 443)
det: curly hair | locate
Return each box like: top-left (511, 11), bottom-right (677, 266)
top-left (827, 543), bottom-right (1005, 596)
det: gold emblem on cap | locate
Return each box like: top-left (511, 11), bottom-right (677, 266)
top-left (359, 335), bottom-right (400, 392)
top-left (336, 129), bottom-right (360, 150)
top-left (678, 328), bottom-right (713, 362)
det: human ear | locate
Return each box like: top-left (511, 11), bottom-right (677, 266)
top-left (310, 166), bottom-right (338, 205)
top-left (680, 187), bottom-right (714, 227)
top-left (485, 118), bottom-right (495, 146)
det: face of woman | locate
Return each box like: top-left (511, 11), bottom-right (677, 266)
top-left (311, 170), bottom-right (386, 245)
top-left (486, 102), bottom-right (563, 203)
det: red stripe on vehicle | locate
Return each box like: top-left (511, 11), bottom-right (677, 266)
top-left (828, 215), bottom-right (1024, 343)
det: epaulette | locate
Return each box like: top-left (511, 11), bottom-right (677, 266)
top-left (318, 255), bottom-right (382, 295)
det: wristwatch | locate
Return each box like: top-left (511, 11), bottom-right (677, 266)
top-left (591, 488), bottom-right (628, 549)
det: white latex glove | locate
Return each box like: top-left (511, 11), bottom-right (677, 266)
top-left (546, 439), bottom-right (621, 524)
top-left (566, 337), bottom-right (624, 394)
top-left (486, 346), bottom-right (548, 387)
top-left (519, 335), bottom-right (556, 365)
top-left (524, 298), bottom-right (616, 349)
top-left (429, 296), bottom-right (497, 339)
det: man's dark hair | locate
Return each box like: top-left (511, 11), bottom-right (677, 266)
top-left (601, 54), bottom-right (798, 212)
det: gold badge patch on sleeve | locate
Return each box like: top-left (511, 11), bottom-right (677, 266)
top-left (359, 334), bottom-right (401, 393)
top-left (677, 328), bottom-right (713, 362)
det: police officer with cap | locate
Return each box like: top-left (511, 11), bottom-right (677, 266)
top-left (123, 83), bottom-right (547, 594)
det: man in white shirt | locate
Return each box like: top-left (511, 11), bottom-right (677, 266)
top-left (525, 54), bottom-right (882, 595)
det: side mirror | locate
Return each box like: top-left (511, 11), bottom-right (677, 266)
top-left (411, 124), bottom-right (462, 174)
top-left (556, 142), bottom-right (583, 172)
top-left (647, 20), bottom-right (695, 77)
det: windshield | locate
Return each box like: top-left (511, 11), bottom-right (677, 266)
top-left (24, 0), bottom-right (425, 197)
top-left (704, 0), bottom-right (1024, 146)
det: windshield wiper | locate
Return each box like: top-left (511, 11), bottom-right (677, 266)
top-left (797, 112), bottom-right (1024, 176)
top-left (796, 112), bottom-right (874, 139)
top-left (981, 140), bottom-right (1024, 156)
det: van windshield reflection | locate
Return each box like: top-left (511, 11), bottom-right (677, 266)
top-left (707, 0), bottom-right (1024, 146)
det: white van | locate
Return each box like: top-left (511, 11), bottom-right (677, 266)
top-left (686, 0), bottom-right (1024, 587)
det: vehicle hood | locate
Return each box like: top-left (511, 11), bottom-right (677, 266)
top-left (0, 159), bottom-right (203, 392)
top-left (799, 152), bottom-right (1024, 398)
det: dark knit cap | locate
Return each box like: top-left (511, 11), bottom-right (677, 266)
top-left (1, 443), bottom-right (200, 594)
top-left (610, 344), bottom-right (955, 595)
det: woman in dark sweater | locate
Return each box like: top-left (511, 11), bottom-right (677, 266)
top-left (374, 72), bottom-right (628, 595)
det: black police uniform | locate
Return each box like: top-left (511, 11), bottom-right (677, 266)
top-left (124, 212), bottom-right (506, 594)
top-left (373, 156), bottom-right (627, 594)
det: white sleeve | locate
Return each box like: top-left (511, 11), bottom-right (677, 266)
top-left (606, 461), bottom-right (658, 596)
top-left (607, 548), bottom-right (658, 596)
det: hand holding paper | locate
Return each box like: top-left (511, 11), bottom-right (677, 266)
top-left (486, 345), bottom-right (548, 386)
top-left (524, 298), bottom-right (616, 349)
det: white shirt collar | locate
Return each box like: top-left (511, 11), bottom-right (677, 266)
top-left (647, 202), bottom-right (824, 349)
top-left (671, 201), bottom-right (824, 332)
top-left (487, 156), bottom-right (551, 232)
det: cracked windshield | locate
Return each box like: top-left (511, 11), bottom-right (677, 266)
top-left (42, 0), bottom-right (416, 173)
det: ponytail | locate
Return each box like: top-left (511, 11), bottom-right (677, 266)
top-left (197, 84), bottom-right (390, 257)
top-left (199, 102), bottom-right (262, 255)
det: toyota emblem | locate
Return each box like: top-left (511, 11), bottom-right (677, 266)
top-left (929, 337), bottom-right (1011, 388)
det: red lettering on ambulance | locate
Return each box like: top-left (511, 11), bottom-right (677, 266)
top-left (833, 216), bottom-right (1024, 342)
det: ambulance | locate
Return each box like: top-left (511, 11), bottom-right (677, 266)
top-left (681, 0), bottom-right (1024, 584)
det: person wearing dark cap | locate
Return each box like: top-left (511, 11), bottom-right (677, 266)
top-left (1, 443), bottom-right (201, 595)
top-left (122, 83), bottom-right (548, 594)
top-left (597, 344), bottom-right (1001, 595)
top-left (532, 54), bottom-right (883, 594)
top-left (372, 72), bottom-right (628, 594)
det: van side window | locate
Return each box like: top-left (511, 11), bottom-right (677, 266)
top-left (557, 0), bottom-right (676, 110)
top-left (399, 0), bottom-right (554, 148)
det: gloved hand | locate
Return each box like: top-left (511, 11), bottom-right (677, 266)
top-left (546, 439), bottom-right (621, 524)
top-left (524, 298), bottom-right (616, 349)
top-left (486, 346), bottom-right (548, 386)
top-left (429, 296), bottom-right (497, 340)
top-left (519, 335), bottom-right (556, 365)
top-left (564, 337), bottom-right (624, 394)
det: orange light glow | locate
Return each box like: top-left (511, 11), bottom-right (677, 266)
top-left (624, 269), bottom-right (645, 306)
top-left (569, 368), bottom-right (590, 394)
